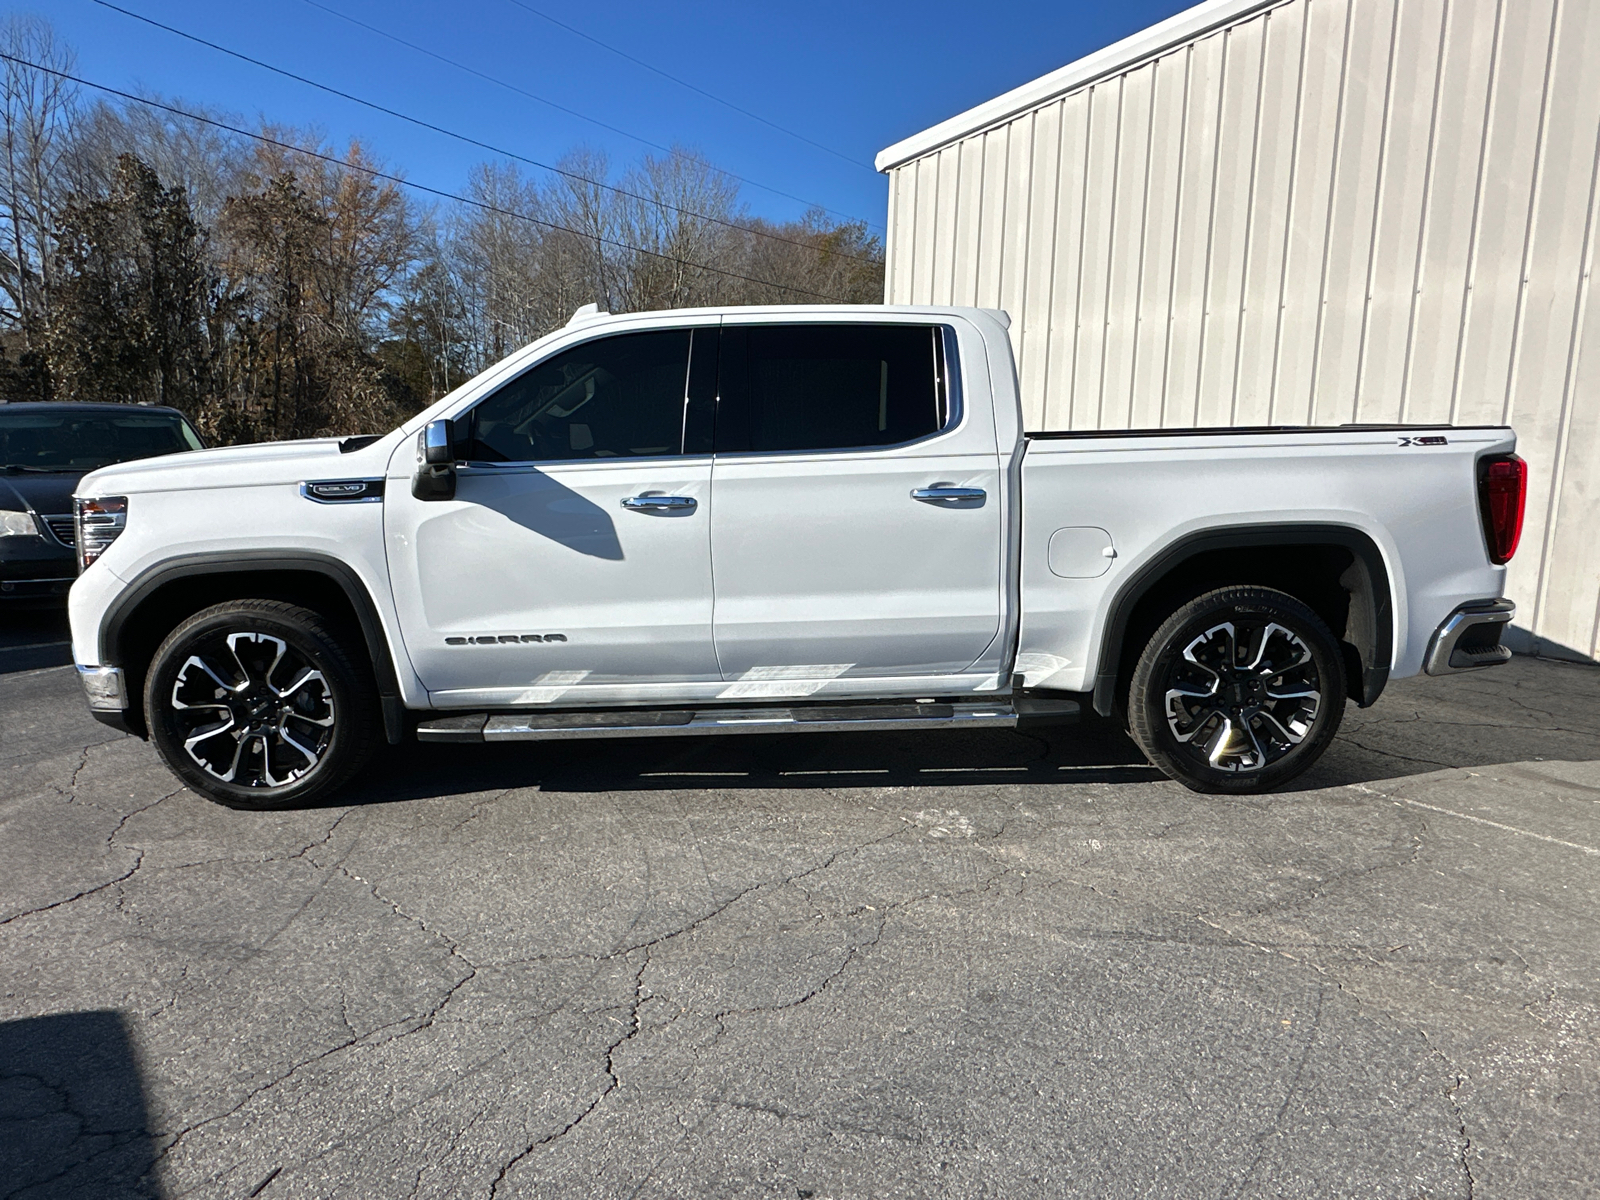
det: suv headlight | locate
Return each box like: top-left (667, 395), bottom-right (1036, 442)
top-left (74, 496), bottom-right (127, 571)
top-left (0, 509), bottom-right (40, 537)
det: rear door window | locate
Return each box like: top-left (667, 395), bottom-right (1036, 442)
top-left (466, 329), bottom-right (692, 463)
top-left (715, 324), bottom-right (948, 454)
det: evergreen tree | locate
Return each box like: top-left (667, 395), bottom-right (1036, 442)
top-left (46, 153), bottom-right (215, 415)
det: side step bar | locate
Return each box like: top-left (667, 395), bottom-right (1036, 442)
top-left (416, 697), bottom-right (1079, 744)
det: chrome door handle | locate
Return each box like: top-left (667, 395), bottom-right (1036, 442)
top-left (621, 494), bottom-right (697, 512)
top-left (911, 486), bottom-right (986, 503)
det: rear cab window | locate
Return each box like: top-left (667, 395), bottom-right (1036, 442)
top-left (715, 324), bottom-right (951, 454)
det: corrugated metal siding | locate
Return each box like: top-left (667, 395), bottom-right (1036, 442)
top-left (884, 0), bottom-right (1600, 661)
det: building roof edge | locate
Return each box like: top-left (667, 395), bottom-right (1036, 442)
top-left (875, 0), bottom-right (1280, 173)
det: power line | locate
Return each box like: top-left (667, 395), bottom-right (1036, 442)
top-left (296, 0), bottom-right (879, 230)
top-left (90, 0), bottom-right (882, 267)
top-left (0, 53), bottom-right (854, 303)
top-left (501, 0), bottom-right (873, 173)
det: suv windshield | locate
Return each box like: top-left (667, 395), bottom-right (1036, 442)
top-left (0, 409), bottom-right (203, 471)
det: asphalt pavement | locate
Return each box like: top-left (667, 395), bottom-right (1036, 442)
top-left (2, 607), bottom-right (1598, 1199)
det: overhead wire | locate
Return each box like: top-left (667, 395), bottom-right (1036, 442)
top-left (90, 0), bottom-right (882, 267)
top-left (295, 0), bottom-right (878, 229)
top-left (0, 53), bottom-right (854, 303)
top-left (500, 0), bottom-right (872, 171)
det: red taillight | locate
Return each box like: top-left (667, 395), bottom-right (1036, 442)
top-left (1478, 454), bottom-right (1527, 565)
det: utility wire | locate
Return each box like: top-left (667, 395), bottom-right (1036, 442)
top-left (296, 0), bottom-right (878, 229)
top-left (91, 0), bottom-right (882, 266)
top-left (0, 53), bottom-right (853, 303)
top-left (501, 0), bottom-right (872, 172)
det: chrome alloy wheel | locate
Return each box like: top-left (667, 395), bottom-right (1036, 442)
top-left (1162, 620), bottom-right (1322, 774)
top-left (168, 631), bottom-right (336, 787)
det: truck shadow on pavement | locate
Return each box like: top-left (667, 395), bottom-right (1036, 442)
top-left (330, 668), bottom-right (1600, 807)
top-left (0, 1009), bottom-right (162, 1200)
top-left (338, 719), bottom-right (1171, 805)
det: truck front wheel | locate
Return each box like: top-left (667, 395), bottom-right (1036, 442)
top-left (144, 600), bottom-right (379, 809)
top-left (1127, 586), bottom-right (1346, 793)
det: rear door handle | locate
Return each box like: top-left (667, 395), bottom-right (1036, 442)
top-left (911, 486), bottom-right (986, 504)
top-left (621, 494), bottom-right (697, 512)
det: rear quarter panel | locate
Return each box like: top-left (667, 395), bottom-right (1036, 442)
top-left (1017, 427), bottom-right (1516, 692)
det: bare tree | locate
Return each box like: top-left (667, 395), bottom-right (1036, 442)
top-left (616, 149), bottom-right (738, 312)
top-left (0, 14), bottom-right (76, 342)
top-left (0, 16), bottom-right (885, 429)
top-left (63, 94), bottom-right (249, 230)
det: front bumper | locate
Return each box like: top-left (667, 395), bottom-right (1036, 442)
top-left (1423, 599), bottom-right (1515, 675)
top-left (77, 664), bottom-right (140, 736)
top-left (77, 663), bottom-right (127, 710)
top-left (1, 535), bottom-right (76, 597)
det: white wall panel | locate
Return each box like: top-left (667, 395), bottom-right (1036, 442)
top-left (883, 0), bottom-right (1600, 659)
top-left (1235, 3), bottom-right (1307, 425)
top-left (1130, 52), bottom-right (1190, 428)
top-left (1355, 0), bottom-right (1447, 422)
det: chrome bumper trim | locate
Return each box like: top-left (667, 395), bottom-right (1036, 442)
top-left (76, 664), bottom-right (128, 711)
top-left (1423, 599), bottom-right (1515, 676)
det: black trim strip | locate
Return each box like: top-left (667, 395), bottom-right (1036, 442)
top-left (1090, 523), bottom-right (1394, 716)
top-left (100, 551), bottom-right (405, 744)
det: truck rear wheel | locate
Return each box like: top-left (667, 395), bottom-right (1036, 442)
top-left (1127, 586), bottom-right (1346, 793)
top-left (144, 600), bottom-right (379, 809)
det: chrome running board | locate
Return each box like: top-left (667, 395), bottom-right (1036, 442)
top-left (415, 697), bottom-right (1079, 744)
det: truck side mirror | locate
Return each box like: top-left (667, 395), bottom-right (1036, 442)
top-left (412, 418), bottom-right (457, 501)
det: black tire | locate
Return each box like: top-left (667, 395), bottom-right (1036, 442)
top-left (144, 600), bottom-right (379, 809)
top-left (1127, 586), bottom-right (1346, 794)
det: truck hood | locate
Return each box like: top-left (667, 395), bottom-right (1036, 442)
top-left (0, 471), bottom-right (81, 515)
top-left (75, 434), bottom-right (402, 496)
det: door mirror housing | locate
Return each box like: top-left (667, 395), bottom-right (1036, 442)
top-left (413, 419), bottom-right (457, 501)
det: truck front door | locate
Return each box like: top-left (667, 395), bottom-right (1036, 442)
top-left (386, 325), bottom-right (722, 707)
top-left (708, 320), bottom-right (1005, 693)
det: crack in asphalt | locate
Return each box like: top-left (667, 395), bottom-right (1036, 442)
top-left (486, 946), bottom-right (651, 1198)
top-left (444, 789), bottom-right (517, 840)
top-left (0, 747), bottom-right (179, 927)
top-left (0, 851), bottom-right (144, 927)
top-left (7, 657), bottom-right (1593, 1197)
top-left (1227, 983), bottom-right (1326, 1198)
top-left (482, 821), bottom-right (915, 1196)
top-left (1338, 734), bottom-right (1456, 769)
top-left (335, 864), bottom-right (480, 1033)
top-left (1426, 1034), bottom-right (1477, 1200)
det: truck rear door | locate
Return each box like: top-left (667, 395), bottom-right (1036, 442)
top-left (708, 319), bottom-right (1006, 691)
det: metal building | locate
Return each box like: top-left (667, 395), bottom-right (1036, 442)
top-left (878, 0), bottom-right (1600, 662)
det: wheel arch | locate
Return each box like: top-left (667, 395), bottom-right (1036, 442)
top-left (1091, 524), bottom-right (1393, 718)
top-left (102, 551), bottom-right (404, 744)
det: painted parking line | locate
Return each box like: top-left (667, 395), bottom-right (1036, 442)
top-left (1351, 783), bottom-right (1600, 857)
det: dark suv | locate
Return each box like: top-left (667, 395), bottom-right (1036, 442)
top-left (0, 403), bottom-right (204, 598)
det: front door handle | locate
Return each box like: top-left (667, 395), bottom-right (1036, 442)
top-left (911, 486), bottom-right (986, 504)
top-left (621, 494), bottom-right (697, 512)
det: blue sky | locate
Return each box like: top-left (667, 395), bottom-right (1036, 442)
top-left (36, 0), bottom-right (1194, 233)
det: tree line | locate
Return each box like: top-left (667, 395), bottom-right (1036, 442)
top-left (0, 16), bottom-right (884, 443)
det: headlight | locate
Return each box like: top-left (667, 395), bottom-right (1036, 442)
top-left (0, 509), bottom-right (40, 537)
top-left (74, 496), bottom-right (127, 571)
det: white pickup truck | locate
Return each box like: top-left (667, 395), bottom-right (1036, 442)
top-left (68, 305), bottom-right (1527, 808)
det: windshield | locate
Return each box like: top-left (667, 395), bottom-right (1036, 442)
top-left (0, 409), bottom-right (204, 471)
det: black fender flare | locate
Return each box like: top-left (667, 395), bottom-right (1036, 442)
top-left (101, 550), bottom-right (406, 744)
top-left (1090, 523), bottom-right (1394, 716)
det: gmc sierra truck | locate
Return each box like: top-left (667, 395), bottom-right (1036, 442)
top-left (67, 304), bottom-right (1526, 808)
